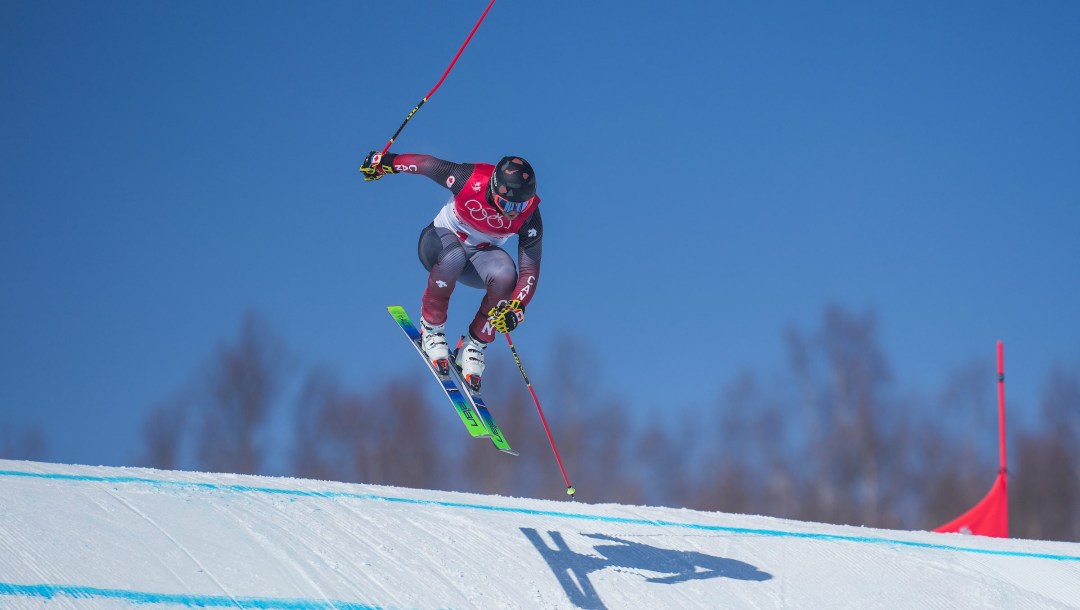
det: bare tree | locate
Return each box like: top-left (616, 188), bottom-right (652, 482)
top-left (142, 303), bottom-right (1080, 543)
top-left (196, 312), bottom-right (287, 475)
top-left (293, 366), bottom-right (443, 489)
top-left (450, 335), bottom-right (642, 503)
top-left (1012, 367), bottom-right (1080, 541)
top-left (776, 307), bottom-right (892, 525)
top-left (578, 399), bottom-right (645, 505)
top-left (919, 358), bottom-right (1000, 529)
top-left (290, 368), bottom-right (342, 482)
top-left (637, 419), bottom-right (699, 508)
top-left (698, 371), bottom-right (771, 514)
top-left (537, 335), bottom-right (646, 504)
top-left (1039, 366), bottom-right (1080, 502)
top-left (137, 395), bottom-right (189, 470)
top-left (0, 423), bottom-right (47, 461)
top-left (457, 357), bottom-right (531, 496)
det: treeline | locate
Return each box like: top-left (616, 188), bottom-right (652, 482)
top-left (128, 307), bottom-right (1080, 543)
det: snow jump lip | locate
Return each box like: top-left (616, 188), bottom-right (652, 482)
top-left (3, 468), bottom-right (1079, 564)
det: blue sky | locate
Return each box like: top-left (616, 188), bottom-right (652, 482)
top-left (2, 1), bottom-right (1078, 467)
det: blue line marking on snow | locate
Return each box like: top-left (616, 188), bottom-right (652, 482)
top-left (3, 469), bottom-right (1080, 563)
top-left (0, 582), bottom-right (385, 609)
top-left (0, 583), bottom-right (388, 604)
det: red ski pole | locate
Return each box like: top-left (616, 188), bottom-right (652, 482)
top-left (504, 333), bottom-right (576, 499)
top-left (380, 0), bottom-right (497, 155)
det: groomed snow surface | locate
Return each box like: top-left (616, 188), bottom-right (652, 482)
top-left (2, 460), bottom-right (1079, 609)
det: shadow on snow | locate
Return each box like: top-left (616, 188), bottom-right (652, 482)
top-left (522, 528), bottom-right (772, 610)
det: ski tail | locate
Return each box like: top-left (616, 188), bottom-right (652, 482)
top-left (448, 345), bottom-right (516, 455)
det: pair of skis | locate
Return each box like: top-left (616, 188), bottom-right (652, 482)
top-left (387, 306), bottom-right (518, 456)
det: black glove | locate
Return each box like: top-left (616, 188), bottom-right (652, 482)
top-left (359, 151), bottom-right (397, 181)
top-left (488, 299), bottom-right (524, 333)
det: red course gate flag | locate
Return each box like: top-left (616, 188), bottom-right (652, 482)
top-left (933, 341), bottom-right (1009, 538)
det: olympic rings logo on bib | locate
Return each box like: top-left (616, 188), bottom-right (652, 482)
top-left (464, 199), bottom-right (511, 230)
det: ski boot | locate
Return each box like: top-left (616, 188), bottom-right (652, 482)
top-left (455, 333), bottom-right (488, 393)
top-left (420, 318), bottom-right (450, 376)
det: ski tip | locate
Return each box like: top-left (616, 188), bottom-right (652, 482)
top-left (387, 305), bottom-right (408, 322)
top-left (499, 448), bottom-right (520, 457)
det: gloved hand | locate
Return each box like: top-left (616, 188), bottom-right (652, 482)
top-left (488, 299), bottom-right (524, 333)
top-left (359, 151), bottom-right (397, 181)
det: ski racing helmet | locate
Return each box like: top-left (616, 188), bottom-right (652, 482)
top-left (489, 156), bottom-right (536, 213)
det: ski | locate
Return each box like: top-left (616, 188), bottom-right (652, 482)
top-left (449, 350), bottom-right (518, 456)
top-left (388, 306), bottom-right (517, 455)
top-left (388, 306), bottom-right (488, 438)
top-left (476, 397), bottom-right (518, 455)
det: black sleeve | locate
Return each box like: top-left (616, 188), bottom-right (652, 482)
top-left (513, 208), bottom-right (542, 308)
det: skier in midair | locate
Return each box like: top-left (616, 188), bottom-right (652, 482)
top-left (360, 151), bottom-right (541, 392)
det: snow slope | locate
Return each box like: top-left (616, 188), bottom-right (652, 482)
top-left (2, 460), bottom-right (1079, 609)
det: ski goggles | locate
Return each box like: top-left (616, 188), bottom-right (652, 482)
top-left (493, 194), bottom-right (529, 214)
